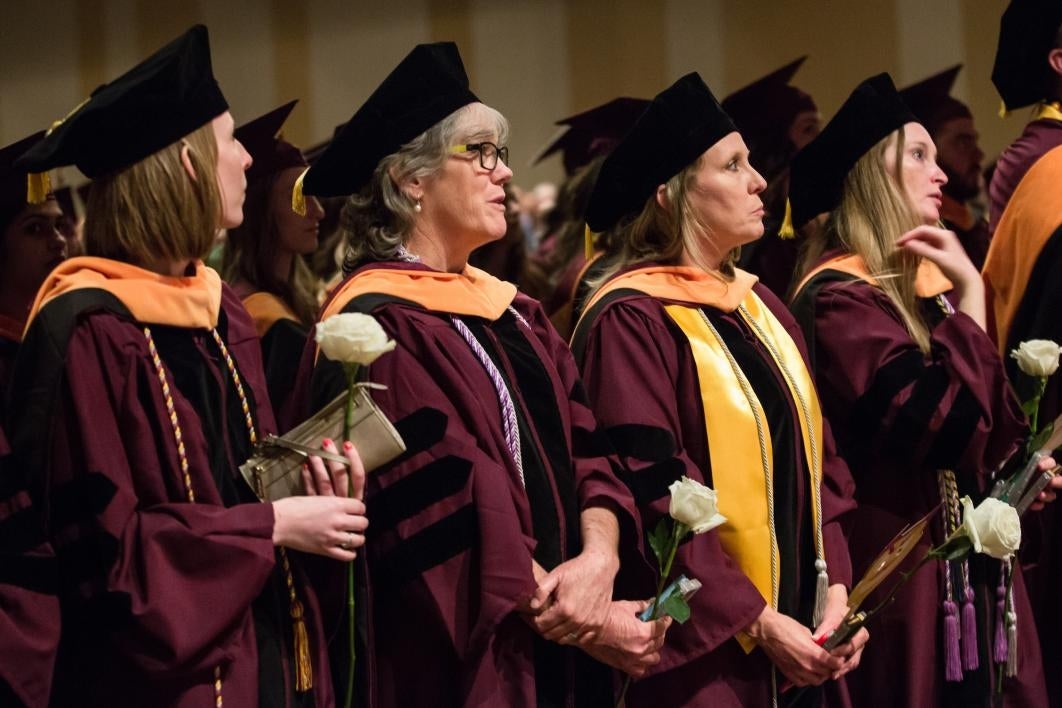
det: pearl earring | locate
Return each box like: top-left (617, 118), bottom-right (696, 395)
top-left (414, 199), bottom-right (422, 213)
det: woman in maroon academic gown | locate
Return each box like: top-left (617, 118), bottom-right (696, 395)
top-left (223, 101), bottom-right (323, 420)
top-left (7, 26), bottom-right (367, 707)
top-left (788, 73), bottom-right (1052, 707)
top-left (571, 72), bottom-right (863, 707)
top-left (0, 132), bottom-right (69, 707)
top-left (288, 42), bottom-right (667, 707)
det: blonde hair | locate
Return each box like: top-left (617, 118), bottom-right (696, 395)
top-left (84, 122), bottom-right (221, 266)
top-left (590, 155), bottom-right (734, 292)
top-left (797, 128), bottom-right (930, 351)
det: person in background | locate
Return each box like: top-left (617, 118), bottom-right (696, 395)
top-left (223, 100), bottom-right (323, 418)
top-left (526, 97), bottom-right (650, 305)
top-left (0, 129), bottom-right (71, 708)
top-left (899, 65), bottom-right (990, 269)
top-left (8, 25), bottom-right (366, 706)
top-left (988, 0), bottom-right (1062, 235)
top-left (789, 73), bottom-right (1054, 707)
top-left (723, 57), bottom-right (821, 297)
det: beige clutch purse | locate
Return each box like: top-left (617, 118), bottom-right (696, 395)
top-left (240, 385), bottom-right (406, 501)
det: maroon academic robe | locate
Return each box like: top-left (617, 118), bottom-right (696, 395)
top-left (790, 257), bottom-right (1047, 707)
top-left (292, 261), bottom-right (644, 708)
top-left (574, 272), bottom-right (856, 708)
top-left (940, 194), bottom-right (991, 272)
top-left (983, 144), bottom-right (1062, 707)
top-left (0, 320), bottom-right (61, 708)
top-left (6, 282), bottom-right (335, 707)
top-left (988, 117), bottom-right (1062, 235)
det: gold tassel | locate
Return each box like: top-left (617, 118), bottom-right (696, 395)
top-left (291, 598), bottom-right (314, 692)
top-left (292, 167), bottom-right (309, 217)
top-left (26, 172), bottom-right (51, 205)
top-left (584, 224), bottom-right (595, 260)
top-left (778, 198), bottom-right (795, 239)
top-left (999, 100), bottom-right (1009, 119)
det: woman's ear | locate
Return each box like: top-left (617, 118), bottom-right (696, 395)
top-left (180, 142), bottom-right (197, 181)
top-left (1049, 47), bottom-right (1062, 77)
top-left (388, 166), bottom-right (423, 202)
top-left (655, 183), bottom-right (670, 210)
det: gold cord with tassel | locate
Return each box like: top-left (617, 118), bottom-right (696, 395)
top-left (778, 199), bottom-right (795, 239)
top-left (210, 329), bottom-right (313, 692)
top-left (292, 167), bottom-right (309, 217)
top-left (584, 224), bottom-right (595, 260)
top-left (281, 548), bottom-right (314, 691)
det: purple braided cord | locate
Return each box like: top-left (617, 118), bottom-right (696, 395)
top-left (450, 316), bottom-right (525, 487)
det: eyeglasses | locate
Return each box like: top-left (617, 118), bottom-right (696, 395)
top-left (450, 142), bottom-right (509, 171)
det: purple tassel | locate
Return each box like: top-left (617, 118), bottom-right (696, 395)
top-left (961, 586), bottom-right (979, 670)
top-left (944, 599), bottom-right (963, 681)
top-left (994, 582), bottom-right (1008, 664)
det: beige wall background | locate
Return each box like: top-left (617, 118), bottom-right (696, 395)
top-left (0, 0), bottom-right (1029, 189)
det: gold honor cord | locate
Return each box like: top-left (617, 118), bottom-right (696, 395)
top-left (737, 299), bottom-right (830, 627)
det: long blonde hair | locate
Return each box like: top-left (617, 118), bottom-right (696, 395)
top-left (590, 156), bottom-right (734, 292)
top-left (797, 129), bottom-right (930, 352)
top-left (84, 122), bottom-right (221, 267)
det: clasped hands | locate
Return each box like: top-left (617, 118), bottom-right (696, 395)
top-left (518, 548), bottom-right (671, 678)
top-left (750, 583), bottom-right (868, 689)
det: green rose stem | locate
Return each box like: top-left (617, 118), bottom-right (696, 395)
top-left (343, 363), bottom-right (358, 708)
top-left (616, 520), bottom-right (689, 707)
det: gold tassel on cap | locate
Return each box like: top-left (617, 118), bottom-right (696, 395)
top-left (292, 167), bottom-right (309, 217)
top-left (26, 172), bottom-right (52, 205)
top-left (778, 198), bottom-right (795, 239)
top-left (584, 224), bottom-right (595, 260)
top-left (999, 100), bottom-right (1010, 119)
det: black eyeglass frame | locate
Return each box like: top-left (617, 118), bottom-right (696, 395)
top-left (449, 142), bottom-right (510, 171)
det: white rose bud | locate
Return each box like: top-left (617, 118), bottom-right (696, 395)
top-left (1010, 339), bottom-right (1062, 378)
top-left (315, 313), bottom-right (396, 366)
top-left (960, 496), bottom-right (1021, 559)
top-left (668, 476), bottom-right (727, 534)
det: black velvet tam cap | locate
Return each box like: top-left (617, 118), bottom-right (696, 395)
top-left (302, 42), bottom-right (479, 197)
top-left (899, 65), bottom-right (972, 136)
top-left (15, 25), bottom-right (228, 179)
top-left (1, 131), bottom-right (47, 225)
top-left (585, 72), bottom-right (736, 232)
top-left (788, 73), bottom-right (917, 229)
top-left (235, 100), bottom-right (306, 186)
top-left (532, 97), bottom-right (650, 177)
top-left (992, 0), bottom-right (1062, 111)
top-left (721, 57), bottom-right (817, 150)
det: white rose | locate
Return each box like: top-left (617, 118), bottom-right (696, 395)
top-left (315, 313), bottom-right (396, 366)
top-left (668, 476), bottom-right (727, 534)
top-left (959, 496), bottom-right (1021, 559)
top-left (1010, 339), bottom-right (1062, 378)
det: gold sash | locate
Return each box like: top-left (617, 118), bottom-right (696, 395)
top-left (665, 290), bottom-right (826, 653)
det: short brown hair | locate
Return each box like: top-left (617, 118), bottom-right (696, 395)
top-left (84, 122), bottom-right (221, 266)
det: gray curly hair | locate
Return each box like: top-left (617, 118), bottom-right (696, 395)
top-left (340, 102), bottom-right (509, 272)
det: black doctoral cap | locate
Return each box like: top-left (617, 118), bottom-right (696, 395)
top-left (721, 56), bottom-right (817, 150)
top-left (992, 0), bottom-right (1062, 112)
top-left (16, 25), bottom-right (228, 188)
top-left (300, 42), bottom-right (479, 200)
top-left (788, 73), bottom-right (917, 229)
top-left (585, 72), bottom-right (737, 233)
top-left (532, 97), bottom-right (651, 177)
top-left (234, 100), bottom-right (307, 187)
top-left (899, 65), bottom-right (973, 136)
top-left (1, 131), bottom-right (47, 226)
